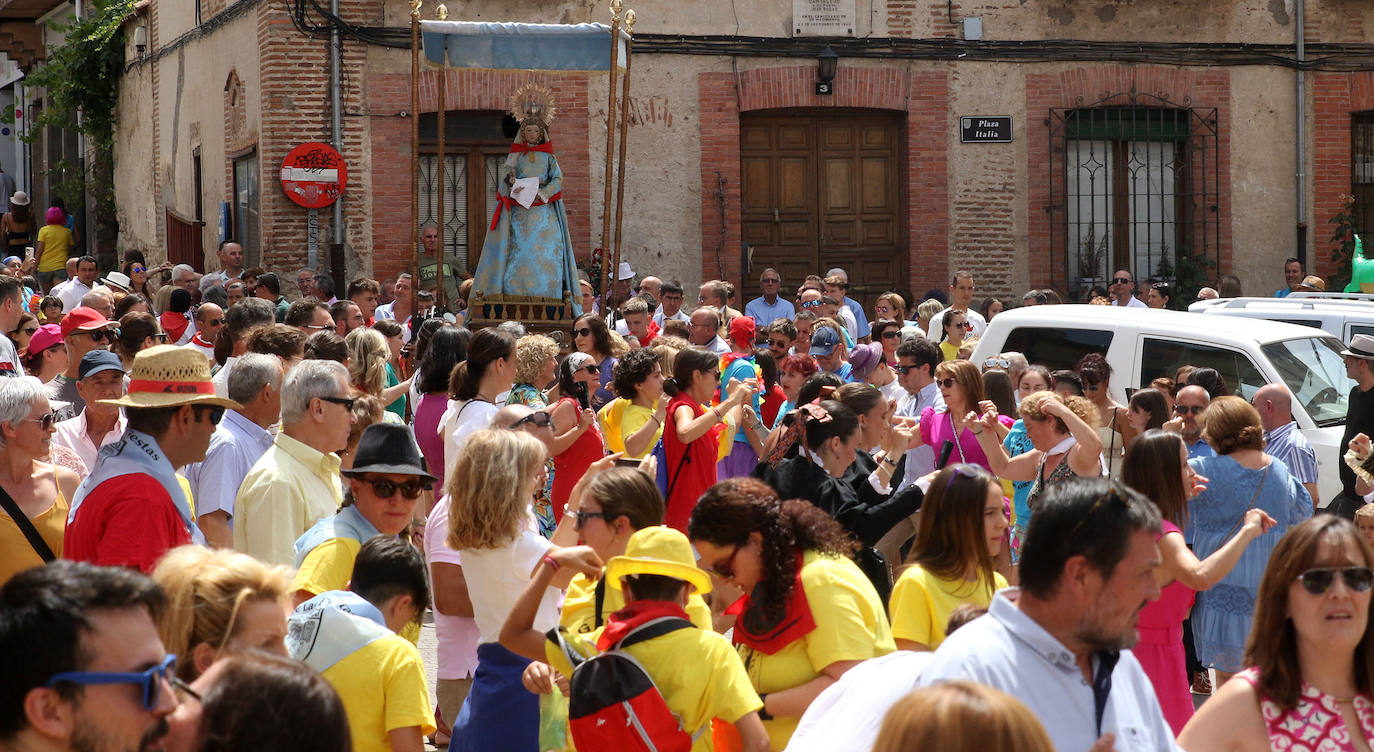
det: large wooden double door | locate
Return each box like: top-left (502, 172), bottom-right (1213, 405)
top-left (740, 111), bottom-right (904, 311)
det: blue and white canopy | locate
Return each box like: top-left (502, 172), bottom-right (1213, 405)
top-left (420, 21), bottom-right (629, 71)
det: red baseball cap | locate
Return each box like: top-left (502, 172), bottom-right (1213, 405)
top-left (728, 315), bottom-right (756, 349)
top-left (60, 307), bottom-right (114, 339)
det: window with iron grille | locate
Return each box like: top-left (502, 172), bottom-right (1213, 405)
top-left (1048, 94), bottom-right (1220, 299)
top-left (1355, 111), bottom-right (1374, 242)
top-left (416, 111), bottom-right (518, 272)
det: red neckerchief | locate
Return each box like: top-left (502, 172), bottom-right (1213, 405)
top-left (595, 600), bottom-right (693, 651)
top-left (190, 332), bottom-right (213, 348)
top-left (510, 140), bottom-right (556, 154)
top-left (726, 552), bottom-right (817, 654)
top-left (159, 310), bottom-right (189, 342)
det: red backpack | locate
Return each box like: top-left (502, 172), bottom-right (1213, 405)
top-left (554, 616), bottom-right (700, 752)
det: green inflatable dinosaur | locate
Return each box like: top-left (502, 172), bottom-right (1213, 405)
top-left (1345, 235), bottom-right (1371, 293)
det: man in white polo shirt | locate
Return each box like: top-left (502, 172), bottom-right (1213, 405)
top-left (918, 478), bottom-right (1177, 752)
top-left (1108, 269), bottom-right (1147, 308)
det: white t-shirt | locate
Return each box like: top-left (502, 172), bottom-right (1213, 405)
top-left (438, 398), bottom-right (500, 483)
top-left (459, 525), bottom-right (562, 645)
top-left (425, 496), bottom-right (481, 679)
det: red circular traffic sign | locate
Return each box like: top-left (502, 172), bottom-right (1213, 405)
top-left (280, 142), bottom-right (347, 209)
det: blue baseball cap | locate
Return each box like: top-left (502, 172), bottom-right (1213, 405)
top-left (809, 327), bottom-right (841, 357)
top-left (78, 350), bottom-right (126, 380)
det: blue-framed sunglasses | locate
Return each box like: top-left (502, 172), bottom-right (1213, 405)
top-left (45, 653), bottom-right (178, 710)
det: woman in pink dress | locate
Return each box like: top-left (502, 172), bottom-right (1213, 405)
top-left (1122, 429), bottom-right (1276, 734)
top-left (909, 359), bottom-right (1013, 473)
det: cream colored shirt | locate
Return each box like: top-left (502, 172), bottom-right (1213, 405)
top-left (233, 432), bottom-right (343, 566)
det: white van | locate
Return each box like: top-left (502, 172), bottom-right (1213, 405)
top-left (1188, 295), bottom-right (1374, 341)
top-left (969, 305), bottom-right (1353, 505)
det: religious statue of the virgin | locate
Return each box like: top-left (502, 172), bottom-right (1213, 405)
top-left (469, 83), bottom-right (581, 321)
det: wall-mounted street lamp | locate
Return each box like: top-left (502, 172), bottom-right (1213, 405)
top-left (816, 45), bottom-right (837, 96)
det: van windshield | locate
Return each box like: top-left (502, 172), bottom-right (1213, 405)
top-left (1260, 336), bottom-right (1354, 428)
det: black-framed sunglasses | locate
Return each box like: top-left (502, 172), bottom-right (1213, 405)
top-left (45, 654), bottom-right (177, 711)
top-left (360, 476), bottom-right (429, 500)
top-left (768, 338), bottom-right (791, 349)
top-left (512, 411), bottom-right (552, 429)
top-left (80, 329), bottom-right (114, 342)
top-left (1112, 277), bottom-right (1132, 285)
top-left (948, 320), bottom-right (971, 330)
top-left (206, 318), bottom-right (225, 327)
top-left (1297, 567), bottom-right (1374, 595)
top-left (13, 326), bottom-right (37, 337)
top-left (573, 509), bottom-right (614, 530)
top-left (25, 411), bottom-right (59, 430)
top-left (881, 330), bottom-right (902, 340)
top-left (1174, 404), bottom-right (1205, 415)
top-left (573, 327), bottom-right (594, 338)
top-left (936, 377), bottom-right (959, 388)
top-left (318, 395), bottom-right (356, 411)
top-left (583, 364), bottom-right (601, 375)
top-left (894, 364), bottom-right (919, 375)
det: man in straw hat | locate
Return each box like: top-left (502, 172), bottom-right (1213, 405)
top-left (290, 422), bottom-right (436, 606)
top-left (498, 526), bottom-right (770, 752)
top-left (63, 345), bottom-right (242, 572)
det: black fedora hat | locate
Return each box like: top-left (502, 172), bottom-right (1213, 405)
top-left (340, 423), bottom-right (438, 482)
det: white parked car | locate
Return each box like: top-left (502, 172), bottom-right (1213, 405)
top-left (1188, 294), bottom-right (1374, 341)
top-left (970, 305), bottom-right (1353, 506)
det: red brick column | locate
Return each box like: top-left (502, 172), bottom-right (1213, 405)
top-left (1313, 72), bottom-right (1374, 281)
top-left (697, 66), bottom-right (950, 301)
top-left (1025, 66), bottom-right (1232, 293)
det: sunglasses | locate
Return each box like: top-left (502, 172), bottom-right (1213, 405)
top-left (25, 411), bottom-right (59, 430)
top-left (206, 318), bottom-right (225, 327)
top-left (203, 407), bottom-right (226, 426)
top-left (573, 327), bottom-right (594, 337)
top-left (936, 377), bottom-right (959, 389)
top-left (46, 654), bottom-right (178, 711)
top-left (154, 332), bottom-right (170, 343)
top-left (709, 544), bottom-right (743, 579)
top-left (1112, 277), bottom-right (1132, 285)
top-left (318, 395), bottom-right (356, 411)
top-left (14, 326), bottom-right (37, 337)
top-left (512, 411), bottom-right (552, 429)
top-left (132, 266), bottom-right (146, 273)
top-left (983, 358), bottom-right (1010, 369)
top-left (881, 330), bottom-right (902, 340)
top-left (583, 364), bottom-right (601, 375)
top-left (761, 278), bottom-right (780, 285)
top-left (80, 329), bottom-right (114, 342)
top-left (894, 364), bottom-right (919, 375)
top-left (360, 476), bottom-right (429, 500)
top-left (768, 339), bottom-right (791, 349)
top-left (948, 320), bottom-right (971, 330)
top-left (1296, 567), bottom-right (1374, 595)
top-left (573, 509), bottom-right (614, 529)
top-left (945, 463), bottom-right (981, 489)
top-left (1174, 405), bottom-right (1205, 415)
top-left (800, 300), bottom-right (823, 309)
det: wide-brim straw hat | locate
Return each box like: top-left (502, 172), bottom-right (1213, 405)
top-left (99, 344), bottom-right (243, 410)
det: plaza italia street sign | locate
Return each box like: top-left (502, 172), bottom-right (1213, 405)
top-left (960, 116), bottom-right (1013, 143)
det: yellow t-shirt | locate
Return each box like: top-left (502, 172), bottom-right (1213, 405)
top-left (560, 573), bottom-right (713, 636)
top-left (36, 224), bottom-right (73, 273)
top-left (736, 551), bottom-right (895, 749)
top-left (321, 634), bottom-right (436, 752)
top-left (546, 617), bottom-right (762, 751)
top-left (888, 564), bottom-right (1007, 649)
top-left (939, 340), bottom-right (959, 361)
top-left (596, 399), bottom-right (662, 459)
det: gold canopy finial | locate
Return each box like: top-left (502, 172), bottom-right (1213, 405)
top-left (410, 0), bottom-right (421, 20)
top-left (611, 0), bottom-right (623, 17)
top-left (436, 3), bottom-right (448, 20)
top-left (624, 9), bottom-right (636, 30)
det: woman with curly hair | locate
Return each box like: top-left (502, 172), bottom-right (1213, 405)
top-left (971, 390), bottom-right (1102, 516)
top-left (506, 333), bottom-right (559, 412)
top-left (150, 545), bottom-right (293, 681)
top-left (570, 312), bottom-right (625, 411)
top-left (1187, 396), bottom-right (1312, 685)
top-left (689, 477), bottom-right (895, 750)
top-left (597, 347), bottom-right (666, 458)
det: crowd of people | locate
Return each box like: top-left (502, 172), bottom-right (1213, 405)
top-left (1, 239), bottom-right (1373, 752)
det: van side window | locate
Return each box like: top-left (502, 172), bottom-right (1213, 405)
top-left (1139, 338), bottom-right (1267, 400)
top-left (1349, 324), bottom-right (1374, 340)
top-left (1001, 327), bottom-right (1113, 372)
top-left (1271, 318), bottom-right (1324, 329)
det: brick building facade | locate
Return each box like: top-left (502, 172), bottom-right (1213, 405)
top-left (112, 0), bottom-right (1374, 305)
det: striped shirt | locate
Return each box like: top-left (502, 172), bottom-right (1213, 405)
top-left (1264, 421), bottom-right (1319, 485)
